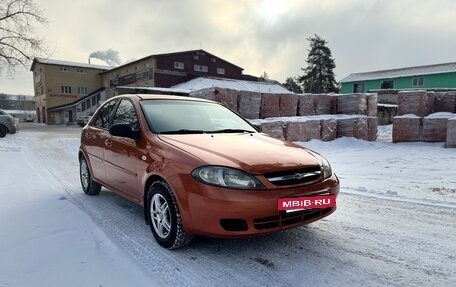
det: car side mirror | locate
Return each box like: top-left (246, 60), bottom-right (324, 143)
top-left (109, 124), bottom-right (140, 140)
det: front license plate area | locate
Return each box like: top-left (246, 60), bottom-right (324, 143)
top-left (278, 195), bottom-right (336, 212)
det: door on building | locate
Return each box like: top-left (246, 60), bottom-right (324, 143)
top-left (68, 110), bottom-right (73, 122)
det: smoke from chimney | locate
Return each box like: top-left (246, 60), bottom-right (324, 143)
top-left (89, 49), bottom-right (121, 66)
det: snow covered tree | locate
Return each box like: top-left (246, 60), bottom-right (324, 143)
top-left (0, 0), bottom-right (48, 75)
top-left (298, 34), bottom-right (337, 93)
top-left (282, 77), bottom-right (303, 93)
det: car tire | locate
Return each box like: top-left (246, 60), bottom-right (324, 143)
top-left (79, 156), bottom-right (102, 195)
top-left (0, 125), bottom-right (7, 138)
top-left (147, 181), bottom-right (193, 249)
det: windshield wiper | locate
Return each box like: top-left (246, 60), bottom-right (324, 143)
top-left (159, 129), bottom-right (207, 134)
top-left (209, 129), bottom-right (255, 134)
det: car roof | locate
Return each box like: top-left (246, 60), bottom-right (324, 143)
top-left (113, 94), bottom-right (213, 103)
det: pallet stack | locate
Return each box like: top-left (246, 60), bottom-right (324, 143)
top-left (447, 119), bottom-right (456, 147)
top-left (393, 90), bottom-right (456, 145)
top-left (190, 88), bottom-right (380, 142)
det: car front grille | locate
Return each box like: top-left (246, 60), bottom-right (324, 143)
top-left (253, 207), bottom-right (333, 230)
top-left (264, 166), bottom-right (322, 186)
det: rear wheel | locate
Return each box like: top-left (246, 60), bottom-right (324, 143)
top-left (79, 156), bottom-right (102, 195)
top-left (0, 125), bottom-right (7, 138)
top-left (147, 181), bottom-right (193, 249)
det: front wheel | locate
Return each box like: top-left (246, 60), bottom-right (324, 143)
top-left (0, 125), bottom-right (7, 138)
top-left (79, 156), bottom-right (102, 195)
top-left (147, 181), bottom-right (193, 249)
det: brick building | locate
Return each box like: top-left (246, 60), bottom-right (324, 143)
top-left (31, 49), bottom-right (259, 124)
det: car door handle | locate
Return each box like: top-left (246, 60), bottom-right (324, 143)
top-left (104, 139), bottom-right (112, 147)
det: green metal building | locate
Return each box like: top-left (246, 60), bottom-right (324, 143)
top-left (339, 62), bottom-right (456, 93)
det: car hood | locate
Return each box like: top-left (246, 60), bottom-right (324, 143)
top-left (158, 133), bottom-right (321, 174)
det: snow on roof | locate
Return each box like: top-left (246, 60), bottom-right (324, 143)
top-left (172, 77), bottom-right (291, 94)
top-left (33, 57), bottom-right (111, 71)
top-left (340, 62), bottom-right (456, 83)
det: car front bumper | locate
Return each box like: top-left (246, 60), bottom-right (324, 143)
top-left (168, 173), bottom-right (340, 237)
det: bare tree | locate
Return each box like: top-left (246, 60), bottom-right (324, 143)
top-left (0, 0), bottom-right (47, 75)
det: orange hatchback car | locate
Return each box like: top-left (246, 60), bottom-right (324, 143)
top-left (79, 94), bottom-right (340, 249)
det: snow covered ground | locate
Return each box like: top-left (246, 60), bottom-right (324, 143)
top-left (1, 124), bottom-right (455, 287)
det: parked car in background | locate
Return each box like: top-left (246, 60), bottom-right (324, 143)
top-left (79, 94), bottom-right (340, 249)
top-left (0, 109), bottom-right (19, 138)
top-left (77, 113), bottom-right (93, 127)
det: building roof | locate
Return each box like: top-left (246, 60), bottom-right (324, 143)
top-left (172, 77), bottom-right (291, 94)
top-left (340, 62), bottom-right (456, 83)
top-left (30, 57), bottom-right (112, 71)
top-left (100, 49), bottom-right (243, 74)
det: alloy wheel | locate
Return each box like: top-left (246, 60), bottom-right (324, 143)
top-left (150, 193), bottom-right (172, 239)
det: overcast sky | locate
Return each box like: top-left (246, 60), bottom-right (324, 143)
top-left (2, 0), bottom-right (456, 95)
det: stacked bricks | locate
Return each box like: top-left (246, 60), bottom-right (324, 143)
top-left (189, 88), bottom-right (238, 111)
top-left (397, 90), bottom-right (430, 117)
top-left (367, 93), bottom-right (378, 117)
top-left (216, 88), bottom-right (238, 111)
top-left (259, 121), bottom-right (284, 139)
top-left (255, 115), bottom-right (377, 142)
top-left (260, 94), bottom-right (280, 118)
top-left (422, 114), bottom-right (454, 142)
top-left (237, 91), bottom-right (262, 119)
top-left (434, 92), bottom-right (456, 113)
top-left (191, 88), bottom-right (381, 142)
top-left (320, 118), bottom-right (337, 141)
top-left (279, 94), bottom-right (299, 117)
top-left (393, 90), bottom-right (456, 144)
top-left (315, 94), bottom-right (336, 114)
top-left (283, 121), bottom-right (321, 142)
top-left (297, 94), bottom-right (317, 116)
top-left (393, 115), bottom-right (422, 142)
top-left (337, 94), bottom-right (367, 115)
top-left (260, 93), bottom-right (298, 118)
top-left (367, 117), bottom-right (378, 141)
top-left (447, 119), bottom-right (456, 147)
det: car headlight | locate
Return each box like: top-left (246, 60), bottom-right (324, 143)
top-left (192, 166), bottom-right (265, 189)
top-left (320, 156), bottom-right (333, 180)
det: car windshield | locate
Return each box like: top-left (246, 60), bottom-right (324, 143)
top-left (140, 100), bottom-right (257, 134)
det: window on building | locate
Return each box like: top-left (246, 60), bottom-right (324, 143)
top-left (77, 87), bottom-right (88, 95)
top-left (81, 101), bottom-right (86, 111)
top-left (174, 61), bottom-right (185, 69)
top-left (217, 68), bottom-right (225, 75)
top-left (60, 67), bottom-right (70, 72)
top-left (211, 58), bottom-right (216, 63)
top-left (91, 97), bottom-right (96, 107)
top-left (380, 80), bottom-right (394, 89)
top-left (412, 76), bottom-right (424, 87)
top-left (194, 65), bottom-right (208, 72)
top-left (353, 83), bottom-right (365, 93)
top-left (77, 68), bottom-right (86, 74)
top-left (60, 86), bottom-right (72, 94)
top-left (193, 55), bottom-right (199, 60)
